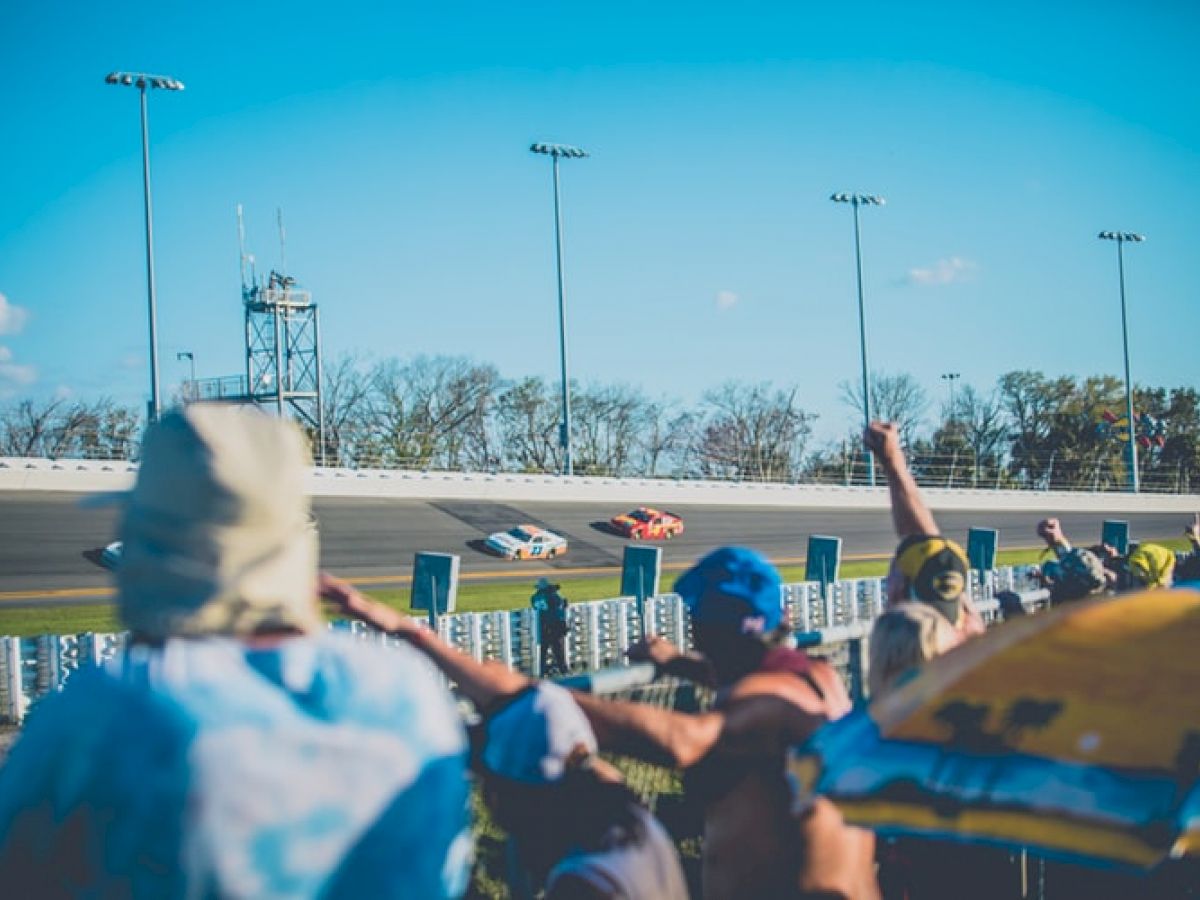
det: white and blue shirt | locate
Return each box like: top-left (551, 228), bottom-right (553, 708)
top-left (0, 632), bottom-right (473, 899)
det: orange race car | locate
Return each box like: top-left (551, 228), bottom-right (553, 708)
top-left (609, 507), bottom-right (684, 540)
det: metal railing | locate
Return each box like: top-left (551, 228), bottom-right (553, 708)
top-left (0, 566), bottom-right (1043, 724)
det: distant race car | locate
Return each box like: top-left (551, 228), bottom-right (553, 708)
top-left (609, 507), bottom-right (684, 540)
top-left (485, 525), bottom-right (568, 561)
top-left (101, 541), bottom-right (123, 570)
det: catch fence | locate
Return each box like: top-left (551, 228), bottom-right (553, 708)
top-left (2, 449), bottom-right (1193, 493)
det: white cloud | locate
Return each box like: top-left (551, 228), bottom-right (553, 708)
top-left (0, 293), bottom-right (29, 335)
top-left (907, 257), bottom-right (977, 286)
top-left (716, 290), bottom-right (740, 310)
top-left (120, 353), bottom-right (144, 370)
top-left (0, 345), bottom-right (36, 387)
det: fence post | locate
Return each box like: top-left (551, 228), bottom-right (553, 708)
top-left (0, 637), bottom-right (24, 723)
top-left (497, 611), bottom-right (513, 669)
top-left (468, 613), bottom-right (483, 663)
top-left (528, 608), bottom-right (542, 677)
top-left (673, 596), bottom-right (688, 651)
top-left (799, 584), bottom-right (814, 633)
top-left (868, 578), bottom-right (885, 617)
top-left (643, 596), bottom-right (658, 639)
top-left (615, 600), bottom-right (630, 662)
top-left (586, 603), bottom-right (601, 671)
top-left (848, 634), bottom-right (869, 703)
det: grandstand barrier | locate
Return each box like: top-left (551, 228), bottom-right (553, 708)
top-left (0, 566), bottom-right (1044, 724)
top-left (2, 456), bottom-right (1197, 511)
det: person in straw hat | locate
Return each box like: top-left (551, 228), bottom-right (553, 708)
top-left (0, 404), bottom-right (472, 898)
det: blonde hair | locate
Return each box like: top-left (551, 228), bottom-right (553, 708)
top-left (868, 602), bottom-right (958, 698)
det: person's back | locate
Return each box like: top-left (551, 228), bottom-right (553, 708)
top-left (690, 649), bottom-right (870, 899)
top-left (0, 405), bottom-right (472, 898)
top-left (582, 547), bottom-right (877, 899)
top-left (0, 633), bottom-right (471, 898)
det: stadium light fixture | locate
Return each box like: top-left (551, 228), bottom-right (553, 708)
top-left (105, 71), bottom-right (185, 424)
top-left (831, 191), bottom-right (887, 486)
top-left (941, 372), bottom-right (961, 423)
top-left (530, 142), bottom-right (589, 477)
top-left (1098, 230), bottom-right (1146, 493)
top-left (177, 351), bottom-right (196, 402)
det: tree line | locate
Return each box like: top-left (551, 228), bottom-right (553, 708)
top-left (2, 356), bottom-right (1197, 492)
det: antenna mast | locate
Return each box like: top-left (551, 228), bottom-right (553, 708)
top-left (277, 207), bottom-right (288, 278)
top-left (237, 204), bottom-right (250, 292)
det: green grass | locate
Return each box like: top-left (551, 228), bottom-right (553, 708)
top-left (0, 540), bottom-right (1189, 637)
top-left (365, 545), bottom-right (1068, 616)
top-left (0, 604), bottom-right (122, 637)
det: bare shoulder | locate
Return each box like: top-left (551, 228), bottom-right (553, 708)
top-left (806, 658), bottom-right (853, 717)
top-left (723, 658), bottom-right (849, 717)
top-left (718, 670), bottom-right (827, 748)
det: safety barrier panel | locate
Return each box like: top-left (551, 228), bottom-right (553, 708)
top-left (0, 566), bottom-right (1042, 724)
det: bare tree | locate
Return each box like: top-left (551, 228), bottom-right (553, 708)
top-left (75, 398), bottom-right (142, 460)
top-left (840, 372), bottom-right (928, 444)
top-left (690, 381), bottom-right (813, 481)
top-left (319, 354), bottom-right (373, 466)
top-left (494, 376), bottom-right (561, 473)
top-left (0, 399), bottom-right (64, 457)
top-left (0, 397), bottom-right (142, 459)
top-left (571, 383), bottom-right (651, 476)
top-left (636, 400), bottom-right (694, 477)
top-left (954, 385), bottom-right (1009, 486)
top-left (365, 355), bottom-right (500, 469)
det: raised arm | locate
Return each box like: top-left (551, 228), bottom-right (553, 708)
top-left (319, 573), bottom-right (528, 708)
top-left (864, 421), bottom-right (939, 538)
top-left (569, 690), bottom-right (725, 769)
top-left (626, 635), bottom-right (717, 687)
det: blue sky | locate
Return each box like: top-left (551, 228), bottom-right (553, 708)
top-left (1, 1), bottom-right (1197, 444)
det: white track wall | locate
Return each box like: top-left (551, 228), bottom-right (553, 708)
top-left (2, 458), bottom-right (1197, 513)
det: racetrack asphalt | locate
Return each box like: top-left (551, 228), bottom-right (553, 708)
top-left (0, 491), bottom-right (1189, 607)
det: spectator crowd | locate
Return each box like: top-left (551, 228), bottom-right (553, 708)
top-left (0, 405), bottom-right (1195, 898)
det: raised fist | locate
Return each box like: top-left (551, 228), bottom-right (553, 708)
top-left (863, 421), bottom-right (903, 467)
top-left (1036, 518), bottom-right (1066, 546)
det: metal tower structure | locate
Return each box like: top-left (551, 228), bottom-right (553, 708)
top-left (238, 205), bottom-right (326, 462)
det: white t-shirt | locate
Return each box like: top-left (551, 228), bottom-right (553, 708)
top-left (546, 805), bottom-right (689, 900)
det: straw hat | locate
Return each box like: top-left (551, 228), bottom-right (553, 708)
top-left (114, 404), bottom-right (320, 639)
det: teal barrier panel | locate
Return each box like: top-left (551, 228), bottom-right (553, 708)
top-left (805, 536), bottom-right (842, 594)
top-left (411, 551), bottom-right (460, 628)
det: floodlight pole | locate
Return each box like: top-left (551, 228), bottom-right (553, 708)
top-left (832, 192), bottom-right (886, 486)
top-left (531, 142), bottom-right (589, 477)
top-left (177, 351), bottom-right (196, 402)
top-left (941, 372), bottom-right (961, 422)
top-left (1099, 230), bottom-right (1145, 493)
top-left (106, 71), bottom-right (184, 424)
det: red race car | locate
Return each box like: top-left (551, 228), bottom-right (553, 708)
top-left (609, 507), bottom-right (684, 540)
